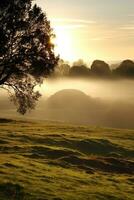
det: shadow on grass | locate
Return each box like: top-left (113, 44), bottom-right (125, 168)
top-left (0, 182), bottom-right (25, 200)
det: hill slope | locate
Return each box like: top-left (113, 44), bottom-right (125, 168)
top-left (0, 119), bottom-right (134, 200)
top-left (43, 89), bottom-right (103, 126)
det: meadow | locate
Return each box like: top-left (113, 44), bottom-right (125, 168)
top-left (0, 118), bottom-right (133, 200)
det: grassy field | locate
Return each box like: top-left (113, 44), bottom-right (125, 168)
top-left (0, 118), bottom-right (133, 200)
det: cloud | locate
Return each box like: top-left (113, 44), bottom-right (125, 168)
top-left (54, 24), bottom-right (88, 30)
top-left (119, 26), bottom-right (134, 30)
top-left (50, 18), bottom-right (96, 24)
top-left (89, 36), bottom-right (113, 41)
top-left (127, 14), bottom-right (134, 17)
top-left (50, 18), bottom-right (96, 31)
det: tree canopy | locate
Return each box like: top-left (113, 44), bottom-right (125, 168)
top-left (0, 0), bottom-right (58, 114)
top-left (113, 60), bottom-right (134, 77)
top-left (91, 60), bottom-right (111, 77)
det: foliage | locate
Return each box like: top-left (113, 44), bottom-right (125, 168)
top-left (53, 59), bottom-right (70, 77)
top-left (90, 60), bottom-right (111, 77)
top-left (113, 60), bottom-right (134, 77)
top-left (53, 59), bottom-right (134, 79)
top-left (69, 65), bottom-right (90, 77)
top-left (0, 0), bottom-right (58, 114)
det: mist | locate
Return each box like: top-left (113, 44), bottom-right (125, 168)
top-left (40, 78), bottom-right (134, 102)
top-left (1, 78), bottom-right (134, 129)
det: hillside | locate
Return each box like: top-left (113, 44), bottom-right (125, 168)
top-left (0, 118), bottom-right (134, 200)
top-left (43, 89), bottom-right (101, 125)
top-left (43, 89), bottom-right (134, 129)
top-left (46, 89), bottom-right (92, 108)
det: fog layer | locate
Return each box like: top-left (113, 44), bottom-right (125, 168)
top-left (1, 78), bottom-right (134, 129)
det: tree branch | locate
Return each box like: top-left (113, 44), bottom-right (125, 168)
top-left (0, 71), bottom-right (13, 85)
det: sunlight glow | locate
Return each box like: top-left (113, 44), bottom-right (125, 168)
top-left (35, 0), bottom-right (134, 62)
top-left (53, 26), bottom-right (76, 62)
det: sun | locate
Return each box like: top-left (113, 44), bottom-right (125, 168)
top-left (52, 26), bottom-right (75, 61)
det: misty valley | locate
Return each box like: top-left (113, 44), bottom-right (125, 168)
top-left (1, 78), bottom-right (134, 129)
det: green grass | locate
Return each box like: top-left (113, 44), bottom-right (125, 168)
top-left (0, 119), bottom-right (134, 200)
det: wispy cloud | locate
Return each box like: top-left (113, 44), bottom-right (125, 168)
top-left (51, 18), bottom-right (95, 30)
top-left (119, 26), bottom-right (134, 30)
top-left (89, 36), bottom-right (113, 41)
top-left (50, 18), bottom-right (96, 24)
top-left (54, 24), bottom-right (88, 30)
top-left (127, 14), bottom-right (134, 17)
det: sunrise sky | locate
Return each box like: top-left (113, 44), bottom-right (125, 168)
top-left (36, 0), bottom-right (134, 63)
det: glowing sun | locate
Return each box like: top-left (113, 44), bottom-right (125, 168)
top-left (53, 26), bottom-right (75, 61)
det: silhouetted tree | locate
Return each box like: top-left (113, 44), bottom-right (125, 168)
top-left (53, 59), bottom-right (70, 77)
top-left (69, 65), bottom-right (90, 77)
top-left (90, 60), bottom-right (111, 77)
top-left (69, 60), bottom-right (90, 77)
top-left (113, 60), bottom-right (134, 78)
top-left (72, 59), bottom-right (87, 67)
top-left (0, 0), bottom-right (58, 114)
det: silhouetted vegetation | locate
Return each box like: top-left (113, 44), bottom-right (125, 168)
top-left (90, 60), bottom-right (111, 77)
top-left (69, 65), bottom-right (90, 77)
top-left (53, 59), bottom-right (70, 77)
top-left (52, 59), bottom-right (134, 79)
top-left (69, 59), bottom-right (89, 77)
top-left (113, 60), bottom-right (134, 78)
top-left (0, 0), bottom-right (58, 114)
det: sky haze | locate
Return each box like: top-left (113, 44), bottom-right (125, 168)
top-left (36, 0), bottom-right (134, 62)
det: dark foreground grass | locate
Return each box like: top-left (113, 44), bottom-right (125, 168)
top-left (0, 119), bottom-right (134, 200)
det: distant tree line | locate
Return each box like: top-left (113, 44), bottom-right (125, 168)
top-left (52, 59), bottom-right (134, 79)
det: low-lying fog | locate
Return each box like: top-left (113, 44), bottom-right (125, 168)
top-left (41, 78), bottom-right (134, 102)
top-left (1, 78), bottom-right (134, 129)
